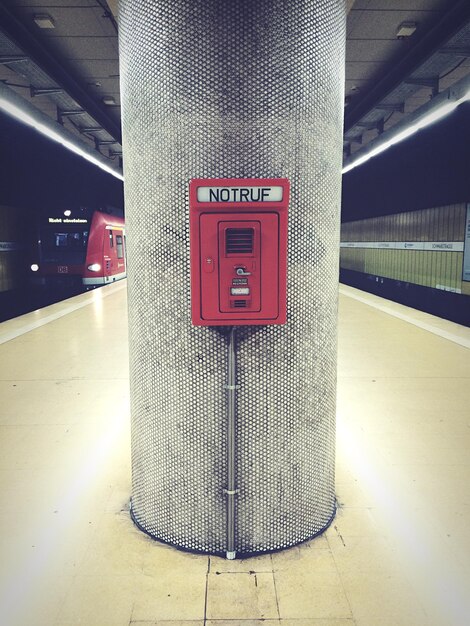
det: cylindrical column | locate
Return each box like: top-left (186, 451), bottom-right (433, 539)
top-left (120, 0), bottom-right (346, 555)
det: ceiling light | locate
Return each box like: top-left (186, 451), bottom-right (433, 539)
top-left (33, 14), bottom-right (55, 29)
top-left (396, 22), bottom-right (417, 39)
top-left (0, 95), bottom-right (123, 181)
top-left (64, 210), bottom-right (71, 216)
top-left (102, 96), bottom-right (115, 106)
top-left (342, 91), bottom-right (470, 174)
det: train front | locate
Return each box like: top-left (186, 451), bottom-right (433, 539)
top-left (30, 208), bottom-right (92, 288)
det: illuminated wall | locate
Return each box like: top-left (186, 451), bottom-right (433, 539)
top-left (340, 203), bottom-right (470, 297)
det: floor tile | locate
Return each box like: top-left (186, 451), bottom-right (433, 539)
top-left (56, 574), bottom-right (135, 626)
top-left (271, 544), bottom-right (337, 572)
top-left (0, 379), bottom-right (129, 426)
top-left (0, 572), bottom-right (73, 626)
top-left (342, 572), bottom-right (429, 626)
top-left (130, 568), bottom-right (207, 621)
top-left (1, 281), bottom-right (470, 626)
top-left (275, 573), bottom-right (352, 619)
top-left (206, 621), bottom-right (280, 626)
top-left (141, 542), bottom-right (209, 578)
top-left (130, 622), bottom-right (204, 626)
top-left (206, 572), bottom-right (279, 620)
top-left (327, 533), bottom-right (402, 574)
top-left (210, 552), bottom-right (273, 573)
top-left (279, 618), bottom-right (355, 626)
top-left (79, 511), bottom-right (149, 576)
top-left (327, 507), bottom-right (380, 537)
top-left (130, 622), bottom-right (203, 626)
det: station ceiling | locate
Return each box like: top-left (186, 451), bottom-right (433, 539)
top-left (0, 0), bottom-right (469, 171)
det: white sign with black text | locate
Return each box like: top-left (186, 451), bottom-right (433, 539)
top-left (197, 186), bottom-right (283, 203)
top-left (340, 241), bottom-right (465, 252)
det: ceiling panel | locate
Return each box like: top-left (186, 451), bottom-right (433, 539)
top-left (440, 62), bottom-right (470, 87)
top-left (11, 6), bottom-right (116, 38)
top-left (66, 58), bottom-right (119, 79)
top-left (6, 0), bottom-right (95, 6)
top-left (85, 81), bottom-right (120, 101)
top-left (348, 9), bottom-right (441, 40)
top-left (353, 0), bottom-right (448, 10)
top-left (344, 0), bottom-right (470, 153)
top-left (346, 61), bottom-right (384, 80)
top-left (345, 80), bottom-right (369, 95)
top-left (346, 38), bottom-right (402, 63)
top-left (46, 35), bottom-right (118, 60)
top-left (2, 0), bottom-right (469, 170)
top-left (82, 76), bottom-right (120, 92)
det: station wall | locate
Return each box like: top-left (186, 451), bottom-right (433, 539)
top-left (340, 203), bottom-right (469, 295)
top-left (340, 203), bottom-right (470, 325)
top-left (0, 205), bottom-right (31, 293)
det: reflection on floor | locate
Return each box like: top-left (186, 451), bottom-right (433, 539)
top-left (0, 280), bottom-right (469, 626)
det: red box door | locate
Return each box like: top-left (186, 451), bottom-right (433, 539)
top-left (199, 213), bottom-right (279, 322)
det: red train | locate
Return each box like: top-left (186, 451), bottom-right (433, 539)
top-left (30, 208), bottom-right (126, 288)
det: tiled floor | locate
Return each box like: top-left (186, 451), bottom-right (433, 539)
top-left (0, 281), bottom-right (469, 626)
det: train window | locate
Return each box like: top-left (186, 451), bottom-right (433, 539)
top-left (116, 235), bottom-right (124, 259)
top-left (109, 231), bottom-right (114, 247)
top-left (55, 232), bottom-right (87, 248)
top-left (40, 229), bottom-right (88, 264)
top-left (56, 233), bottom-right (68, 247)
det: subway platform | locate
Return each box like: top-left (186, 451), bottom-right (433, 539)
top-left (0, 281), bottom-right (469, 626)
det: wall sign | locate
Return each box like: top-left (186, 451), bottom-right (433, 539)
top-left (48, 217), bottom-right (88, 224)
top-left (0, 241), bottom-right (22, 252)
top-left (340, 241), bottom-right (465, 252)
top-left (196, 186), bottom-right (284, 203)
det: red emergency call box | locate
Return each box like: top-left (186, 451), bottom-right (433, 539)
top-left (190, 177), bottom-right (289, 326)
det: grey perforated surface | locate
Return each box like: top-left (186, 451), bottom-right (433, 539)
top-left (120, 0), bottom-right (345, 555)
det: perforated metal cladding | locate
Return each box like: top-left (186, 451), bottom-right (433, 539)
top-left (120, 0), bottom-right (345, 554)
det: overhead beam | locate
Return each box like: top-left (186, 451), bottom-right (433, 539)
top-left (375, 103), bottom-right (405, 114)
top-left (404, 76), bottom-right (439, 96)
top-left (343, 72), bottom-right (470, 174)
top-left (0, 55), bottom-right (27, 64)
top-left (0, 81), bottom-right (123, 179)
top-left (31, 87), bottom-right (63, 97)
top-left (0, 3), bottom-right (121, 142)
top-left (439, 46), bottom-right (470, 56)
top-left (344, 0), bottom-right (470, 132)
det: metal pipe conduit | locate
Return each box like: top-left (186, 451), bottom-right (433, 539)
top-left (225, 327), bottom-right (237, 560)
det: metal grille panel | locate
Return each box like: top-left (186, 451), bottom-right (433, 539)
top-left (119, 0), bottom-right (345, 555)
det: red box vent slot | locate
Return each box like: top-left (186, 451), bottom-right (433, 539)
top-left (225, 228), bottom-right (254, 255)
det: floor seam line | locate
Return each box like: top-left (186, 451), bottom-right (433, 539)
top-left (203, 556), bottom-right (210, 625)
top-left (270, 553), bottom-right (281, 621)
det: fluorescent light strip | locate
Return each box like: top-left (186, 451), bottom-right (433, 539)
top-left (343, 90), bottom-right (470, 174)
top-left (0, 97), bottom-right (124, 181)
